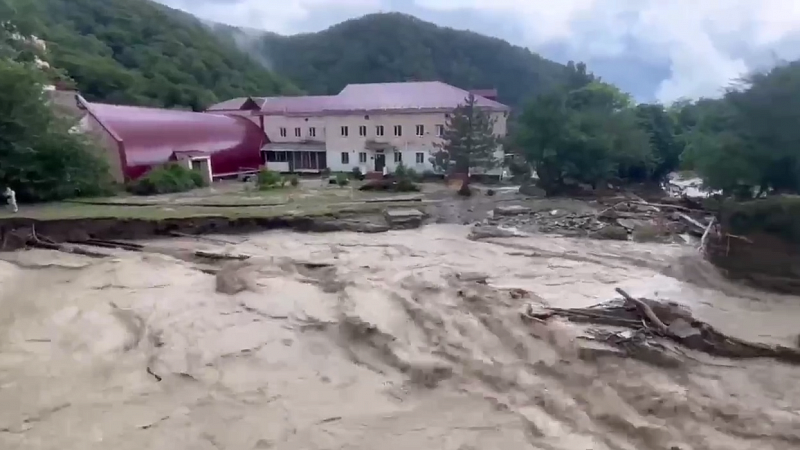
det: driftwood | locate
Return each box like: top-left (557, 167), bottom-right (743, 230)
top-left (28, 238), bottom-right (109, 258)
top-left (194, 250), bottom-right (250, 261)
top-left (524, 288), bottom-right (800, 365)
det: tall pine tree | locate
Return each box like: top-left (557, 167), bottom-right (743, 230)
top-left (432, 93), bottom-right (500, 174)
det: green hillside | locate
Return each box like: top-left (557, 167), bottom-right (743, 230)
top-left (219, 13), bottom-right (567, 107)
top-left (25, 0), bottom-right (299, 110)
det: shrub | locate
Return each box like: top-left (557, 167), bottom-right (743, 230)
top-left (287, 174), bottom-right (300, 187)
top-left (128, 163), bottom-right (204, 196)
top-left (508, 160), bottom-right (530, 180)
top-left (405, 167), bottom-right (420, 182)
top-left (396, 178), bottom-right (421, 192)
top-left (336, 172), bottom-right (350, 187)
top-left (394, 162), bottom-right (408, 179)
top-left (256, 168), bottom-right (281, 190)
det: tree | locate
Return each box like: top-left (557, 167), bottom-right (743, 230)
top-left (431, 94), bottom-right (501, 175)
top-left (514, 79), bottom-right (654, 193)
top-left (0, 58), bottom-right (112, 202)
top-left (237, 12), bottom-right (567, 109)
top-left (683, 60), bottom-right (800, 197)
top-left (14, 0), bottom-right (300, 111)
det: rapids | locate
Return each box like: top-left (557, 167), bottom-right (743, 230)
top-left (1, 224), bottom-right (799, 449)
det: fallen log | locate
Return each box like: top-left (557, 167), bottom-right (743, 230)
top-left (523, 290), bottom-right (800, 366)
top-left (194, 250), bottom-right (250, 261)
top-left (615, 287), bottom-right (670, 334)
top-left (28, 239), bottom-right (109, 258)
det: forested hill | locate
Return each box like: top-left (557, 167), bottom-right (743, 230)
top-left (215, 13), bottom-right (567, 108)
top-left (26, 0), bottom-right (299, 110)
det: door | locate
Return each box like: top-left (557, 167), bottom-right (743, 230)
top-left (374, 153), bottom-right (385, 172)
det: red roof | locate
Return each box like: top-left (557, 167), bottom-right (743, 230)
top-left (80, 98), bottom-right (265, 180)
top-left (207, 82), bottom-right (510, 117)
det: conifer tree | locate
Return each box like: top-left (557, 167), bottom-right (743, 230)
top-left (431, 93), bottom-right (500, 174)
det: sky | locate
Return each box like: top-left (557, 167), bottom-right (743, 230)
top-left (157, 0), bottom-right (800, 102)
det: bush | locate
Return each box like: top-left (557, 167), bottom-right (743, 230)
top-left (128, 163), bottom-right (205, 196)
top-left (336, 173), bottom-right (350, 186)
top-left (508, 160), bottom-right (530, 180)
top-left (256, 168), bottom-right (281, 190)
top-left (287, 174), bottom-right (300, 187)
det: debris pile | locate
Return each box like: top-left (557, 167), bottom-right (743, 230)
top-left (488, 196), bottom-right (714, 242)
top-left (523, 288), bottom-right (800, 367)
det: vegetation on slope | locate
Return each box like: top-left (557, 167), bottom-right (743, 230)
top-left (511, 55), bottom-right (800, 203)
top-left (27, 0), bottom-right (299, 110)
top-left (0, 7), bottom-right (112, 202)
top-left (236, 13), bottom-right (566, 108)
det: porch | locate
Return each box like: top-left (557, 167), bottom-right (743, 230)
top-left (262, 142), bottom-right (328, 173)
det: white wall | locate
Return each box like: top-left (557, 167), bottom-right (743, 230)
top-left (256, 108), bottom-right (508, 174)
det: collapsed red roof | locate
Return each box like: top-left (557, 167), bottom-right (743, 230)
top-left (80, 99), bottom-right (266, 180)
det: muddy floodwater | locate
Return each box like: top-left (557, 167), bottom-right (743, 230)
top-left (1, 224), bottom-right (799, 449)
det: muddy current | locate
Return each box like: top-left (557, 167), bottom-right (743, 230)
top-left (1, 224), bottom-right (799, 449)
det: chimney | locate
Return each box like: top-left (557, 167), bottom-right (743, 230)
top-left (470, 89), bottom-right (498, 101)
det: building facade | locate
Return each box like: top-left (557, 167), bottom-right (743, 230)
top-left (207, 82), bottom-right (510, 175)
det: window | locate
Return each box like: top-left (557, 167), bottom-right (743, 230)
top-left (394, 152), bottom-right (402, 163)
top-left (341, 126), bottom-right (349, 137)
top-left (415, 125), bottom-right (424, 136)
top-left (359, 125), bottom-right (367, 137)
top-left (266, 151), bottom-right (288, 162)
top-left (435, 124), bottom-right (445, 137)
top-left (376, 125), bottom-right (384, 136)
top-left (415, 152), bottom-right (425, 164)
top-left (279, 127), bottom-right (287, 138)
top-left (341, 152), bottom-right (349, 164)
top-left (394, 125), bottom-right (402, 136)
top-left (294, 127), bottom-right (301, 137)
top-left (309, 127), bottom-right (316, 137)
top-left (359, 152), bottom-right (367, 163)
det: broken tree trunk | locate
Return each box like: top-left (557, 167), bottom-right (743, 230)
top-left (523, 289), bottom-right (800, 366)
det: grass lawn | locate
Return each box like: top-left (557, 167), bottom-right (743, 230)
top-left (0, 180), bottom-right (429, 221)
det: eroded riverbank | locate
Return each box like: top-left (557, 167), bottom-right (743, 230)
top-left (1, 225), bottom-right (799, 449)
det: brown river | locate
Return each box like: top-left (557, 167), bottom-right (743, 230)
top-left (1, 224), bottom-right (799, 449)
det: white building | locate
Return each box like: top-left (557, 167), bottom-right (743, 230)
top-left (207, 81), bottom-right (510, 175)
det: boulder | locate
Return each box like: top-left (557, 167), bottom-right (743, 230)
top-left (384, 208), bottom-right (425, 229)
top-left (467, 225), bottom-right (522, 241)
top-left (519, 183), bottom-right (546, 197)
top-left (494, 205), bottom-right (532, 216)
top-left (590, 225), bottom-right (629, 241)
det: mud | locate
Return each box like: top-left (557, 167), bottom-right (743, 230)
top-left (1, 225), bottom-right (799, 449)
top-left (0, 212), bottom-right (396, 252)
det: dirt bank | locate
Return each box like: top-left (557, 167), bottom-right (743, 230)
top-left (1, 225), bottom-right (799, 449)
top-left (0, 211), bottom-right (401, 252)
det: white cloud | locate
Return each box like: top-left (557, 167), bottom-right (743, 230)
top-left (162, 0), bottom-right (383, 34)
top-left (416, 0), bottom-right (800, 102)
top-left (158, 0), bottom-right (800, 102)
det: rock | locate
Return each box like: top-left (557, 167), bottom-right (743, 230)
top-left (341, 222), bottom-right (390, 233)
top-left (631, 224), bottom-right (669, 243)
top-left (384, 208), bottom-right (425, 229)
top-left (494, 205), bottom-right (531, 216)
top-left (519, 183), bottom-right (546, 197)
top-left (467, 225), bottom-right (522, 240)
top-left (590, 225), bottom-right (629, 241)
top-left (215, 261), bottom-right (256, 295)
